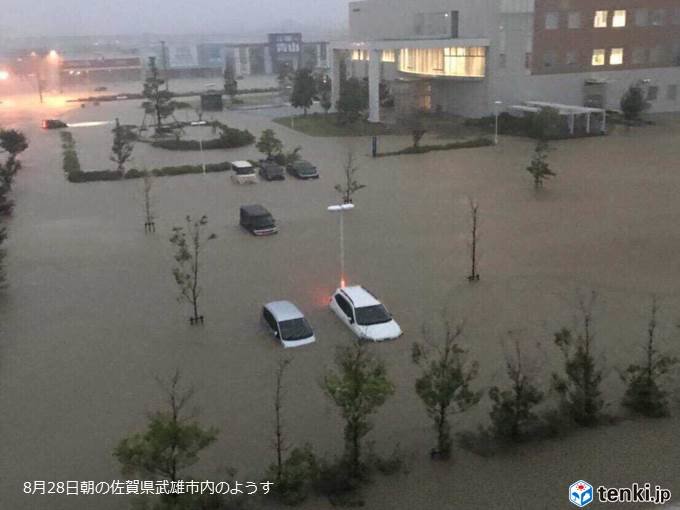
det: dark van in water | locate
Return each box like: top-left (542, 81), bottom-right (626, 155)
top-left (240, 205), bottom-right (278, 236)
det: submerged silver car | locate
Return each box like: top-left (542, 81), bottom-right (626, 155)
top-left (262, 301), bottom-right (316, 348)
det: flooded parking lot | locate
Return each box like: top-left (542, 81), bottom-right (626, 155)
top-left (2, 87), bottom-right (680, 509)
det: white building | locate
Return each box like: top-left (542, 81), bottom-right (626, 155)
top-left (331, 0), bottom-right (680, 122)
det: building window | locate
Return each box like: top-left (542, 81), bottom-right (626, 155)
top-left (543, 51), bottom-right (557, 68)
top-left (632, 47), bottom-right (647, 64)
top-left (545, 12), bottom-right (559, 29)
top-left (594, 10), bottom-right (608, 28)
top-left (499, 53), bottom-right (507, 68)
top-left (673, 8), bottom-right (680, 25)
top-left (381, 49), bottom-right (395, 63)
top-left (609, 48), bottom-right (624, 65)
top-left (667, 84), bottom-right (678, 101)
top-left (566, 50), bottom-right (578, 65)
top-left (647, 86), bottom-right (659, 101)
top-left (612, 10), bottom-right (626, 27)
top-left (635, 8), bottom-right (649, 26)
top-left (673, 42), bottom-right (680, 65)
top-left (649, 46), bottom-right (664, 65)
top-left (397, 47), bottom-right (486, 77)
top-left (591, 49), bottom-right (606, 66)
top-left (568, 11), bottom-right (581, 29)
top-left (351, 49), bottom-right (370, 61)
top-left (650, 9), bottom-right (665, 26)
top-left (525, 52), bottom-right (532, 69)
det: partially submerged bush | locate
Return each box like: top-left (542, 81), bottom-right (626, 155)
top-left (266, 445), bottom-right (318, 506)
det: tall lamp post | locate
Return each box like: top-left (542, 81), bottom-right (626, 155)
top-left (494, 100), bottom-right (503, 145)
top-left (328, 203), bottom-right (354, 288)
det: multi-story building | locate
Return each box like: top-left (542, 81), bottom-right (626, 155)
top-left (330, 0), bottom-right (680, 122)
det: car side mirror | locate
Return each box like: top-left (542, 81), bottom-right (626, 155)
top-left (274, 330), bottom-right (279, 337)
top-left (349, 317), bottom-right (355, 324)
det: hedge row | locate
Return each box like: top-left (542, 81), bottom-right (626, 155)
top-left (67, 162), bottom-right (233, 183)
top-left (376, 137), bottom-right (493, 157)
top-left (151, 127), bottom-right (254, 151)
top-left (60, 131), bottom-right (82, 174)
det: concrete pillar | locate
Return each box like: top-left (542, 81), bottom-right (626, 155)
top-left (368, 48), bottom-right (381, 123)
top-left (264, 46), bottom-right (273, 74)
top-left (586, 112), bottom-right (591, 133)
top-left (243, 47), bottom-right (251, 76)
top-left (232, 48), bottom-right (242, 77)
top-left (601, 110), bottom-right (607, 133)
top-left (568, 113), bottom-right (575, 134)
top-left (331, 49), bottom-right (341, 111)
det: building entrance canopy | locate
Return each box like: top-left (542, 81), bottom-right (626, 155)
top-left (509, 101), bottom-right (607, 134)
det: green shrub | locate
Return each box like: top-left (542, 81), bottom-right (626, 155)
top-left (68, 169), bottom-right (123, 182)
top-left (315, 459), bottom-right (364, 507)
top-left (376, 137), bottom-right (493, 157)
top-left (151, 126), bottom-right (254, 151)
top-left (266, 445), bottom-right (318, 506)
top-left (123, 168), bottom-right (147, 179)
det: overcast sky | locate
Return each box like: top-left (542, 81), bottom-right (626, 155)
top-left (1, 0), bottom-right (351, 37)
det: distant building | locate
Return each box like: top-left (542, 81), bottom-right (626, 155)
top-left (331, 0), bottom-right (680, 122)
top-left (59, 55), bottom-right (143, 85)
top-left (197, 34), bottom-right (329, 76)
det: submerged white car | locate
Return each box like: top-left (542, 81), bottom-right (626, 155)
top-left (329, 286), bottom-right (402, 342)
top-left (262, 301), bottom-right (316, 348)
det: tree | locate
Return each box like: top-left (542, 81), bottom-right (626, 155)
top-left (170, 215), bottom-right (216, 325)
top-left (223, 60), bottom-right (238, 103)
top-left (0, 182), bottom-right (13, 217)
top-left (110, 118), bottom-right (135, 175)
top-left (291, 68), bottom-right (316, 115)
top-left (273, 146), bottom-right (302, 167)
top-left (552, 292), bottom-right (604, 427)
top-left (0, 128), bottom-right (28, 188)
top-left (412, 322), bottom-right (481, 459)
top-left (526, 140), bottom-right (555, 189)
top-left (142, 172), bottom-right (155, 233)
top-left (322, 341), bottom-right (394, 479)
top-left (265, 358), bottom-right (318, 505)
top-left (621, 297), bottom-right (678, 417)
top-left (488, 336), bottom-right (544, 443)
top-left (256, 129), bottom-right (283, 160)
top-left (467, 198), bottom-right (480, 282)
top-left (401, 113), bottom-right (427, 149)
top-left (114, 370), bottom-right (218, 507)
top-left (336, 78), bottom-right (367, 125)
top-left (334, 152), bottom-right (366, 204)
top-left (0, 227), bottom-right (6, 288)
top-left (142, 56), bottom-right (175, 134)
top-left (620, 85), bottom-right (650, 123)
top-left (317, 74), bottom-right (332, 115)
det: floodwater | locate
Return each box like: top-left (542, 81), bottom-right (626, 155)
top-left (1, 80), bottom-right (680, 510)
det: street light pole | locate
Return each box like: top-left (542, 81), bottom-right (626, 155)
top-left (328, 203), bottom-right (354, 288)
top-left (494, 100), bottom-right (503, 145)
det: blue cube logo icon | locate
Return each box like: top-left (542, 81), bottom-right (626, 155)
top-left (569, 480), bottom-right (593, 507)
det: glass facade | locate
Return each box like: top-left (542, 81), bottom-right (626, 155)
top-left (398, 47), bottom-right (486, 77)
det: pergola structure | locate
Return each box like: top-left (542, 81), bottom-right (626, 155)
top-left (509, 101), bottom-right (607, 134)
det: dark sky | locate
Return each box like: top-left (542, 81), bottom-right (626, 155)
top-left (2, 0), bottom-right (351, 37)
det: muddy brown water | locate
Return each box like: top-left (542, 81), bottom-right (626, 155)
top-left (1, 86), bottom-right (680, 510)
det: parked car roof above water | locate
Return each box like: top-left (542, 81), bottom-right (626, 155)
top-left (266, 300), bottom-right (304, 321)
top-left (339, 286), bottom-right (381, 308)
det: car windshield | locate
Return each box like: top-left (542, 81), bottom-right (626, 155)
top-left (355, 305), bottom-right (391, 326)
top-left (279, 318), bottom-right (313, 341)
top-left (253, 215), bottom-right (274, 228)
top-left (296, 162), bottom-right (315, 173)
